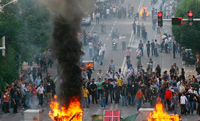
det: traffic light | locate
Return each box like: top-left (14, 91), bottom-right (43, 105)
top-left (172, 17), bottom-right (182, 25)
top-left (188, 11), bottom-right (193, 26)
top-left (157, 12), bottom-right (163, 27)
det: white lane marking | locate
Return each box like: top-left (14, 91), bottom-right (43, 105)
top-left (121, 0), bottom-right (145, 76)
top-left (90, 23), bottom-right (96, 33)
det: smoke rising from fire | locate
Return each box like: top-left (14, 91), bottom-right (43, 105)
top-left (39, 0), bottom-right (94, 108)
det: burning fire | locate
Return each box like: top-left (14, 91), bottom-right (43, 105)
top-left (147, 103), bottom-right (181, 121)
top-left (49, 95), bottom-right (83, 121)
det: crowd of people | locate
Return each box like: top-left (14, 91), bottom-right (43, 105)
top-left (0, 52), bottom-right (56, 114)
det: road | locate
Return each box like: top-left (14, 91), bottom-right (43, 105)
top-left (0, 0), bottom-right (197, 121)
top-left (82, 0), bottom-right (197, 121)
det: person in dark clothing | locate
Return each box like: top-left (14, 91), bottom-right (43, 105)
top-left (87, 81), bottom-right (92, 105)
top-left (132, 21), bottom-right (136, 34)
top-left (108, 80), bottom-right (113, 103)
top-left (90, 79), bottom-right (98, 104)
top-left (13, 91), bottom-right (19, 113)
top-left (37, 66), bottom-right (42, 80)
top-left (121, 83), bottom-right (128, 106)
top-left (127, 80), bottom-right (132, 105)
top-left (146, 41), bottom-right (150, 57)
top-left (114, 85), bottom-right (121, 103)
top-left (103, 79), bottom-right (109, 105)
top-left (155, 64), bottom-right (161, 77)
top-left (173, 42), bottom-right (176, 58)
top-left (137, 23), bottom-right (140, 37)
top-left (186, 50), bottom-right (191, 66)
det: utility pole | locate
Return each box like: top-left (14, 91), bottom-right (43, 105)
top-left (0, 36), bottom-right (6, 56)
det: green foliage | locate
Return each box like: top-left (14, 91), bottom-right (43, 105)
top-left (0, 0), bottom-right (52, 84)
top-left (0, 47), bottom-right (20, 84)
top-left (172, 0), bottom-right (200, 53)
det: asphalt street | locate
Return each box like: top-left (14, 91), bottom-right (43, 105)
top-left (0, 0), bottom-right (197, 120)
top-left (82, 0), bottom-right (197, 121)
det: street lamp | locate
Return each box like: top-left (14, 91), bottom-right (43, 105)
top-left (0, 0), bottom-right (18, 12)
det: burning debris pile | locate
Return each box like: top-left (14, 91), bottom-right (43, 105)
top-left (49, 96), bottom-right (82, 121)
top-left (39, 0), bottom-right (94, 120)
top-left (147, 102), bottom-right (181, 121)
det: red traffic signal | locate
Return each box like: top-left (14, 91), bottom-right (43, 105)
top-left (158, 12), bottom-right (163, 17)
top-left (188, 11), bottom-right (193, 17)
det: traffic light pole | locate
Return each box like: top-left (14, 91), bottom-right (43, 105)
top-left (163, 18), bottom-right (200, 21)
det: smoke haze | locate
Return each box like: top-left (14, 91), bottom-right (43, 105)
top-left (39, 0), bottom-right (94, 108)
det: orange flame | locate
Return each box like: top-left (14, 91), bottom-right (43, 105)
top-left (80, 62), bottom-right (93, 70)
top-left (49, 95), bottom-right (83, 121)
top-left (147, 103), bottom-right (181, 121)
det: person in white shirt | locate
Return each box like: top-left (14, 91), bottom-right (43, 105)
top-left (180, 93), bottom-right (188, 115)
top-left (88, 41), bottom-right (93, 57)
top-left (113, 7), bottom-right (116, 17)
top-left (99, 48), bottom-right (104, 65)
top-left (136, 48), bottom-right (141, 61)
top-left (101, 44), bottom-right (106, 59)
top-left (106, 67), bottom-right (113, 81)
top-left (118, 68), bottom-right (124, 79)
top-left (106, 8), bottom-right (110, 18)
top-left (37, 84), bottom-right (45, 106)
top-left (96, 69), bottom-right (103, 81)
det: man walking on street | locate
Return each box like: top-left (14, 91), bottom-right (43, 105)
top-left (136, 89), bottom-right (144, 111)
top-left (146, 41), bottom-right (150, 57)
top-left (90, 79), bottom-right (98, 104)
top-left (151, 39), bottom-right (155, 56)
top-left (37, 83), bottom-right (45, 106)
top-left (138, 40), bottom-right (144, 56)
top-left (132, 21), bottom-right (136, 35)
top-left (13, 90), bottom-right (19, 113)
top-left (137, 23), bottom-right (140, 37)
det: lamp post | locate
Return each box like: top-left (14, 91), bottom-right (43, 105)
top-left (0, 0), bottom-right (18, 56)
top-left (0, 0), bottom-right (18, 12)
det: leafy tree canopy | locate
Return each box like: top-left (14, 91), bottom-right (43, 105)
top-left (172, 0), bottom-right (200, 53)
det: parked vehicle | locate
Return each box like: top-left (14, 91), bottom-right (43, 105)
top-left (81, 15), bottom-right (91, 26)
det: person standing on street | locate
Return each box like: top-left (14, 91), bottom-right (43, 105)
top-left (13, 90), bottom-right (19, 113)
top-left (132, 21), bottom-right (136, 35)
top-left (37, 83), bottom-right (45, 106)
top-left (136, 89), bottom-right (144, 111)
top-left (82, 86), bottom-right (89, 108)
top-left (122, 82), bottom-right (128, 106)
top-left (97, 78), bottom-right (103, 100)
top-left (165, 87), bottom-right (172, 111)
top-left (88, 41), bottom-right (93, 58)
top-left (180, 93), bottom-right (188, 115)
top-left (109, 60), bottom-right (115, 78)
top-left (3, 90), bottom-right (10, 113)
top-left (151, 39), bottom-right (155, 56)
top-left (146, 41), bottom-right (150, 57)
top-left (46, 82), bottom-right (52, 104)
top-left (90, 79), bottom-right (98, 104)
top-left (195, 59), bottom-right (200, 74)
top-left (125, 48), bottom-right (131, 61)
top-left (101, 87), bottom-right (106, 109)
top-left (137, 23), bottom-right (140, 37)
top-left (138, 40), bottom-right (144, 56)
top-left (173, 42), bottom-right (176, 58)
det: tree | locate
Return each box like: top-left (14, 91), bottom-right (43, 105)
top-left (0, 0), bottom-right (51, 84)
top-left (172, 0), bottom-right (200, 53)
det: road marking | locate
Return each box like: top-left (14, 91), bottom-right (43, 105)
top-left (121, 0), bottom-right (145, 76)
top-left (89, 23), bottom-right (96, 33)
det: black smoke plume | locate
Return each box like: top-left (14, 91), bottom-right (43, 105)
top-left (39, 0), bottom-right (94, 108)
top-left (51, 16), bottom-right (83, 107)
